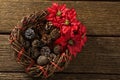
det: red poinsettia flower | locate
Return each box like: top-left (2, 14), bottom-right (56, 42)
top-left (55, 24), bottom-right (87, 57)
top-left (46, 3), bottom-right (80, 37)
top-left (60, 9), bottom-right (80, 36)
top-left (46, 3), bottom-right (68, 27)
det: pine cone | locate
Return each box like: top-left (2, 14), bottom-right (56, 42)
top-left (41, 34), bottom-right (51, 44)
top-left (24, 28), bottom-right (35, 39)
top-left (40, 46), bottom-right (51, 56)
top-left (54, 45), bottom-right (61, 54)
top-left (50, 28), bottom-right (60, 39)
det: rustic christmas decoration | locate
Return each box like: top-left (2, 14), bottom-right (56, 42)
top-left (9, 3), bottom-right (87, 78)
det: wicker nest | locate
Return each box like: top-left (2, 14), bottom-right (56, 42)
top-left (9, 10), bottom-right (72, 78)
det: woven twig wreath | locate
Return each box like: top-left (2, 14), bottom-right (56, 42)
top-left (9, 3), bottom-right (87, 78)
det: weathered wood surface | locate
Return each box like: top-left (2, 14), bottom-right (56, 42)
top-left (0, 73), bottom-right (120, 80)
top-left (0, 0), bottom-right (120, 80)
top-left (0, 1), bottom-right (120, 35)
top-left (0, 35), bottom-right (120, 80)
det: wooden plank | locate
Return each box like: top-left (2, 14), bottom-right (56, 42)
top-left (0, 72), bottom-right (31, 80)
top-left (1, 0), bottom-right (120, 2)
top-left (0, 1), bottom-right (120, 35)
top-left (0, 72), bottom-right (120, 80)
top-left (0, 35), bottom-right (120, 74)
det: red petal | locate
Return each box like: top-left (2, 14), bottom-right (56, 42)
top-left (61, 26), bottom-right (70, 34)
top-left (82, 36), bottom-right (87, 46)
top-left (47, 8), bottom-right (56, 13)
top-left (47, 17), bottom-right (53, 21)
top-left (55, 37), bottom-right (66, 47)
top-left (52, 3), bottom-right (58, 8)
top-left (68, 45), bottom-right (77, 57)
top-left (81, 25), bottom-right (86, 33)
top-left (60, 4), bottom-right (66, 11)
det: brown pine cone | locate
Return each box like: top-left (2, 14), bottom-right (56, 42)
top-left (41, 34), bottom-right (51, 44)
top-left (54, 45), bottom-right (61, 54)
top-left (40, 46), bottom-right (51, 56)
top-left (50, 28), bottom-right (60, 40)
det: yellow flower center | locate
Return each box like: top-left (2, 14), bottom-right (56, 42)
top-left (56, 10), bottom-right (61, 16)
top-left (68, 39), bottom-right (74, 45)
top-left (65, 19), bottom-right (70, 25)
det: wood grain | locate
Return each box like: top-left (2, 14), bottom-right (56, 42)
top-left (0, 1), bottom-right (120, 35)
top-left (0, 72), bottom-right (120, 80)
top-left (0, 0), bottom-right (120, 79)
top-left (0, 35), bottom-right (120, 74)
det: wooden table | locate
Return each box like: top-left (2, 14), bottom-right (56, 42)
top-left (0, 0), bottom-right (120, 80)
